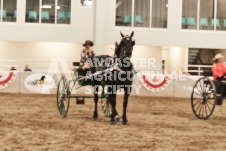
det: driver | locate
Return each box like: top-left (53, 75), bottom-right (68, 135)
top-left (78, 40), bottom-right (95, 76)
top-left (212, 54), bottom-right (226, 80)
top-left (212, 54), bottom-right (226, 102)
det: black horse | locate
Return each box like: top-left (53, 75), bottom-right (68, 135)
top-left (90, 31), bottom-right (135, 125)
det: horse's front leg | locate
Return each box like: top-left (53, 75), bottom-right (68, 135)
top-left (93, 86), bottom-right (99, 120)
top-left (109, 93), bottom-right (117, 125)
top-left (122, 87), bottom-right (131, 125)
top-left (111, 95), bottom-right (120, 122)
top-left (114, 109), bottom-right (120, 122)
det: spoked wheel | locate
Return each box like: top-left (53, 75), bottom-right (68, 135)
top-left (101, 87), bottom-right (112, 117)
top-left (191, 77), bottom-right (216, 120)
top-left (57, 76), bottom-right (70, 118)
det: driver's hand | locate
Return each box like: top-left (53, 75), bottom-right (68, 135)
top-left (82, 64), bottom-right (90, 70)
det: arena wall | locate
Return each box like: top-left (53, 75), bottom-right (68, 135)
top-left (0, 41), bottom-right (82, 62)
top-left (0, 71), bottom-right (201, 98)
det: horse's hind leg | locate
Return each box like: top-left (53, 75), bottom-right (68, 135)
top-left (93, 86), bottom-right (99, 120)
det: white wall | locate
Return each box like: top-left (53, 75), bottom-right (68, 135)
top-left (0, 41), bottom-right (84, 72)
top-left (166, 47), bottom-right (188, 72)
top-left (0, 42), bottom-right (189, 74)
top-left (0, 41), bottom-right (82, 61)
top-left (0, 0), bottom-right (224, 73)
top-left (0, 41), bottom-right (164, 72)
top-left (104, 44), bottom-right (163, 71)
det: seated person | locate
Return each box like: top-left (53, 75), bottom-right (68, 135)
top-left (212, 54), bottom-right (226, 96)
top-left (212, 54), bottom-right (226, 81)
top-left (24, 65), bottom-right (32, 72)
top-left (10, 66), bottom-right (16, 71)
top-left (77, 40), bottom-right (95, 76)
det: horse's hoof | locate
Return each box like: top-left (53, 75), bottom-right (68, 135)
top-left (116, 117), bottom-right (120, 122)
top-left (110, 121), bottom-right (116, 125)
top-left (122, 121), bottom-right (129, 125)
top-left (92, 117), bottom-right (98, 121)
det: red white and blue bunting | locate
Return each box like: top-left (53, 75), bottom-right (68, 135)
top-left (139, 73), bottom-right (172, 92)
top-left (0, 71), bottom-right (17, 89)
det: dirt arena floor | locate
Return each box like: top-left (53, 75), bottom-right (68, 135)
top-left (1, 94), bottom-right (226, 151)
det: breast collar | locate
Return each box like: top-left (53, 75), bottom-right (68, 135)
top-left (107, 57), bottom-right (136, 75)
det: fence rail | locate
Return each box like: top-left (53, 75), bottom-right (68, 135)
top-left (0, 59), bottom-right (213, 76)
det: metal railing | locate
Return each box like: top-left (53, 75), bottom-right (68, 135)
top-left (0, 59), bottom-right (213, 76)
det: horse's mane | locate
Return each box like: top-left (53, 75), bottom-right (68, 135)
top-left (114, 42), bottom-right (121, 58)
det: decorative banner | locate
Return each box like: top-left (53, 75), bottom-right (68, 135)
top-left (0, 71), bottom-right (17, 89)
top-left (139, 73), bottom-right (172, 92)
top-left (24, 73), bottom-right (55, 94)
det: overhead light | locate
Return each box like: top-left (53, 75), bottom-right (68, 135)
top-left (84, 1), bottom-right (92, 6)
top-left (116, 2), bottom-right (122, 8)
top-left (166, 4), bottom-right (169, 7)
top-left (56, 6), bottom-right (60, 9)
top-left (42, 5), bottom-right (51, 8)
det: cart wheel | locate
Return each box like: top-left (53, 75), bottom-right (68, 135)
top-left (101, 87), bottom-right (112, 117)
top-left (57, 77), bottom-right (70, 118)
top-left (191, 77), bottom-right (216, 120)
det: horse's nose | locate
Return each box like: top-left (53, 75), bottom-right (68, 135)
top-left (126, 52), bottom-right (131, 55)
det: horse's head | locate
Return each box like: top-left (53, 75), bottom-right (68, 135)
top-left (40, 76), bottom-right (46, 81)
top-left (115, 31), bottom-right (135, 59)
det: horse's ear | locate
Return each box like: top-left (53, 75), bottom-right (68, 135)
top-left (130, 31), bottom-right (134, 37)
top-left (120, 32), bottom-right (125, 38)
top-left (115, 42), bottom-right (118, 47)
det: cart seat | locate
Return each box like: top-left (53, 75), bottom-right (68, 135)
top-left (73, 62), bottom-right (86, 76)
top-left (73, 62), bottom-right (80, 67)
top-left (212, 80), bottom-right (226, 86)
top-left (73, 62), bottom-right (82, 75)
top-left (72, 62), bottom-right (93, 86)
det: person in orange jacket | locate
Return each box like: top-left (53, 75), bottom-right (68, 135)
top-left (212, 54), bottom-right (226, 104)
top-left (212, 54), bottom-right (226, 80)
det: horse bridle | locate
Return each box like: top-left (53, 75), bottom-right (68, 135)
top-left (120, 36), bottom-right (135, 58)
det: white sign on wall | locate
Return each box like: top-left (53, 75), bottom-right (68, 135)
top-left (24, 73), bottom-right (55, 94)
top-left (0, 71), bottom-right (17, 89)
